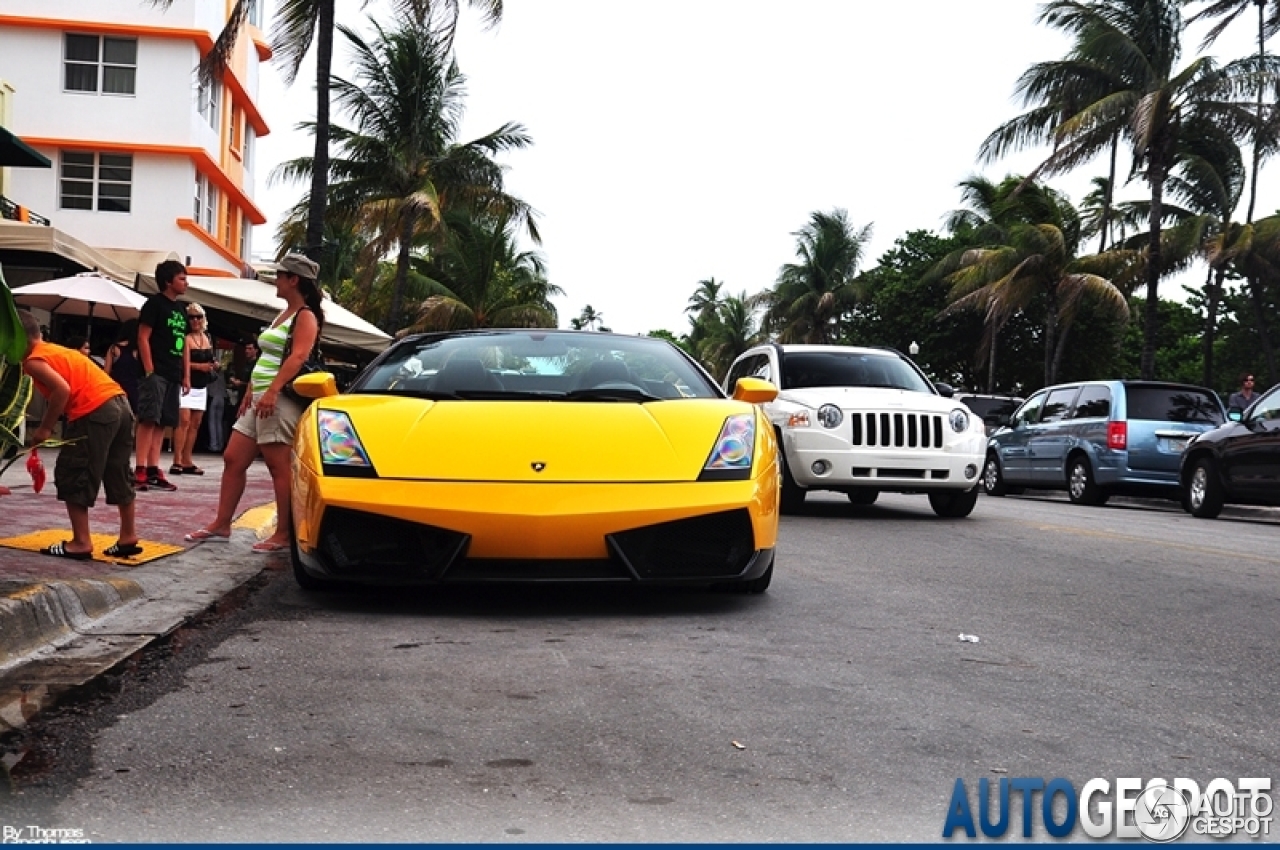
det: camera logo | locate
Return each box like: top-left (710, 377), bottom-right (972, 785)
top-left (1134, 783), bottom-right (1192, 842)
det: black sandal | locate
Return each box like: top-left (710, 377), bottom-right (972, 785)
top-left (180, 466), bottom-right (205, 476)
top-left (103, 542), bottom-right (144, 558)
top-left (40, 541), bottom-right (93, 560)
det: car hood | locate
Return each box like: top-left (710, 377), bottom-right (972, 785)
top-left (778, 386), bottom-right (954, 411)
top-left (311, 396), bottom-right (759, 482)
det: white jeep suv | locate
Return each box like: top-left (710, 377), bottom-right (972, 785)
top-left (724, 344), bottom-right (987, 517)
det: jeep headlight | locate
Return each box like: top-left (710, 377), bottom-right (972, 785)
top-left (949, 408), bottom-right (970, 433)
top-left (816, 404), bottom-right (843, 429)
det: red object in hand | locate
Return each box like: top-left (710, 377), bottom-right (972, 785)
top-left (27, 448), bottom-right (45, 494)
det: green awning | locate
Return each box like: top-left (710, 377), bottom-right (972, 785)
top-left (0, 127), bottom-right (51, 168)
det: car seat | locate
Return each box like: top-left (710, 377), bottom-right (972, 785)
top-left (575, 360), bottom-right (638, 390)
top-left (430, 358), bottom-right (504, 393)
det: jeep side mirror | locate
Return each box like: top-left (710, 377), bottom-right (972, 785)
top-left (934, 382), bottom-right (955, 398)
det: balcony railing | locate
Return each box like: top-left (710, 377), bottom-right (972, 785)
top-left (0, 194), bottom-right (51, 226)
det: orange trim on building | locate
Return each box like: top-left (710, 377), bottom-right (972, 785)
top-left (178, 218), bottom-right (244, 268)
top-left (0, 15), bottom-right (216, 53)
top-left (221, 71), bottom-right (269, 137)
top-left (248, 26), bottom-right (273, 61)
top-left (186, 266), bottom-right (236, 278)
top-left (23, 137), bottom-right (266, 225)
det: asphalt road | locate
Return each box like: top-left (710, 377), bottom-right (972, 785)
top-left (4, 491), bottom-right (1278, 842)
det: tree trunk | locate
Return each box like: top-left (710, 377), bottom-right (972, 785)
top-left (303, 0), bottom-right (335, 262)
top-left (1051, 320), bottom-right (1072, 386)
top-left (1201, 265), bottom-right (1223, 388)
top-left (1245, 0), bottom-right (1265, 225)
top-left (1140, 166), bottom-right (1166, 380)
top-left (1044, 296), bottom-right (1058, 386)
top-left (987, 324), bottom-right (998, 393)
top-left (385, 210), bottom-right (417, 333)
top-left (1098, 134), bottom-right (1118, 253)
top-left (1247, 273), bottom-right (1278, 384)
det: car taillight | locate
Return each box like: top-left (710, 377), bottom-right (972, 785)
top-left (1107, 421), bottom-right (1127, 450)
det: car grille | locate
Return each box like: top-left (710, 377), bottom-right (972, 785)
top-left (607, 509), bottom-right (756, 579)
top-left (848, 412), bottom-right (944, 449)
top-left (316, 507), bottom-right (469, 578)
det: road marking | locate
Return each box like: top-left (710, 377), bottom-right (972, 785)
top-left (1031, 522), bottom-right (1280, 564)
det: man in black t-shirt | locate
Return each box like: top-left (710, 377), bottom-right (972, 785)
top-left (133, 260), bottom-right (189, 491)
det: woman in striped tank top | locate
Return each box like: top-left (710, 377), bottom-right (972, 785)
top-left (185, 254), bottom-right (325, 552)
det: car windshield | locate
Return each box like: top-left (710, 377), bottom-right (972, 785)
top-left (781, 351), bottom-right (934, 393)
top-left (351, 331), bottom-right (720, 400)
top-left (1125, 386), bottom-right (1225, 425)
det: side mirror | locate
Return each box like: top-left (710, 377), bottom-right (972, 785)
top-left (1228, 408), bottom-right (1243, 422)
top-left (934, 382), bottom-right (955, 398)
top-left (292, 371), bottom-right (340, 399)
top-left (732, 377), bottom-right (778, 404)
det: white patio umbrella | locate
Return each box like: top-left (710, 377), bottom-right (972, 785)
top-left (12, 272), bottom-right (147, 339)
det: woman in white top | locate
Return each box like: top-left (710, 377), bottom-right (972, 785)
top-left (185, 254), bottom-right (324, 552)
top-left (171, 303), bottom-right (217, 475)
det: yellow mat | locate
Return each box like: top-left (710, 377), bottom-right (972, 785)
top-left (0, 530), bottom-right (183, 566)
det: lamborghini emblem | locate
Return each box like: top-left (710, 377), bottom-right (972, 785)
top-left (531, 462), bottom-right (546, 472)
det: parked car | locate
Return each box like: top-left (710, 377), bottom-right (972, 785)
top-left (1180, 382), bottom-right (1280, 518)
top-left (723, 344), bottom-right (987, 517)
top-left (289, 330), bottom-right (780, 593)
top-left (983, 380), bottom-right (1226, 505)
top-left (955, 392), bottom-right (1025, 436)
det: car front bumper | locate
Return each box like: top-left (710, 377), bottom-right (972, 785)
top-left (785, 429), bottom-right (985, 491)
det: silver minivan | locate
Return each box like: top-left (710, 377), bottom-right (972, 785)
top-left (982, 381), bottom-right (1226, 505)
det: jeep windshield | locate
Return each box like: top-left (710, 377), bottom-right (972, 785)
top-left (781, 351), bottom-right (934, 394)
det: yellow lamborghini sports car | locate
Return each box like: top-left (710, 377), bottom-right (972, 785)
top-left (289, 330), bottom-right (780, 593)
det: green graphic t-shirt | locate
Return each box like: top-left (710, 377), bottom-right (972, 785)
top-left (138, 292), bottom-right (189, 381)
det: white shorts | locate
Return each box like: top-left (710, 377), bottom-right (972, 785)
top-left (180, 387), bottom-right (208, 412)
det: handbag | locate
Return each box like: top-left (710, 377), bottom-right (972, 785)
top-left (279, 310), bottom-right (325, 404)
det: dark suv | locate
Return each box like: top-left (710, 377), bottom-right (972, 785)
top-left (983, 381), bottom-right (1226, 505)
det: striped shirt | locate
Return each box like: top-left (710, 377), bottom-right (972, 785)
top-left (251, 312), bottom-right (297, 394)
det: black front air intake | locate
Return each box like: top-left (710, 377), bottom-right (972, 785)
top-left (316, 507), bottom-right (469, 579)
top-left (607, 509), bottom-right (757, 579)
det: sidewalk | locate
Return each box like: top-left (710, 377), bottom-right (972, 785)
top-left (0, 451), bottom-right (280, 734)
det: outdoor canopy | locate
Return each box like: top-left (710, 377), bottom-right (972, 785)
top-left (136, 274), bottom-right (392, 358)
top-left (0, 127), bottom-right (50, 168)
top-left (11, 273), bottom-right (146, 338)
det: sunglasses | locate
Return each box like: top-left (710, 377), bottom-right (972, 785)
top-left (188, 314), bottom-right (205, 319)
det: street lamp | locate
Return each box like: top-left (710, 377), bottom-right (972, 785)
top-left (909, 341), bottom-right (919, 356)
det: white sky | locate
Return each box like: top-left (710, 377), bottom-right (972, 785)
top-left (254, 1), bottom-right (1274, 335)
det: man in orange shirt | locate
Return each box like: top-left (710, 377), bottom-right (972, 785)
top-left (19, 311), bottom-right (141, 560)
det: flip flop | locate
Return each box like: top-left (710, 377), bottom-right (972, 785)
top-left (181, 466), bottom-right (205, 476)
top-left (169, 465), bottom-right (184, 475)
top-left (103, 542), bottom-right (144, 558)
top-left (252, 540), bottom-right (289, 553)
top-left (185, 528), bottom-right (231, 543)
top-left (40, 541), bottom-right (93, 560)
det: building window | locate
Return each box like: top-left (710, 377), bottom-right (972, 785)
top-left (229, 106), bottom-right (241, 152)
top-left (194, 173), bottom-right (217, 232)
top-left (238, 211), bottom-right (251, 259)
top-left (197, 78), bottom-right (221, 129)
top-left (243, 126), bottom-right (255, 174)
top-left (60, 151), bottom-right (133, 212)
top-left (64, 34), bottom-right (137, 95)
top-left (247, 0), bottom-right (264, 29)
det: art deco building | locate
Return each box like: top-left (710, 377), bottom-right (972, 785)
top-left (0, 0), bottom-right (270, 280)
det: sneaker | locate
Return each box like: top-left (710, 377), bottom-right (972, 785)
top-left (134, 469), bottom-right (149, 492)
top-left (146, 473), bottom-right (177, 492)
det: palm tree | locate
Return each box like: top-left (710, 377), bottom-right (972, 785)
top-left (275, 15), bottom-right (537, 333)
top-left (151, 0), bottom-right (503, 260)
top-left (933, 176), bottom-right (1135, 385)
top-left (982, 0), bottom-right (1247, 379)
top-left (400, 210), bottom-right (560, 333)
top-left (570, 305), bottom-right (608, 332)
top-left (685, 277), bottom-right (724, 355)
top-left (699, 292), bottom-right (762, 381)
top-left (760, 209), bottom-right (872, 344)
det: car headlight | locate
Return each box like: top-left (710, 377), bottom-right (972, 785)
top-left (699, 413), bottom-right (755, 481)
top-left (817, 404), bottom-right (843, 429)
top-left (949, 408), bottom-right (970, 433)
top-left (317, 409), bottom-right (378, 478)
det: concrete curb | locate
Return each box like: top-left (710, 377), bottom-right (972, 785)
top-left (0, 578), bottom-right (145, 668)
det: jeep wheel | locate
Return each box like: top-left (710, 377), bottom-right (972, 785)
top-left (778, 446), bottom-right (806, 514)
top-left (1067, 456), bottom-right (1109, 506)
top-left (928, 485), bottom-right (979, 518)
top-left (1187, 457), bottom-right (1224, 519)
